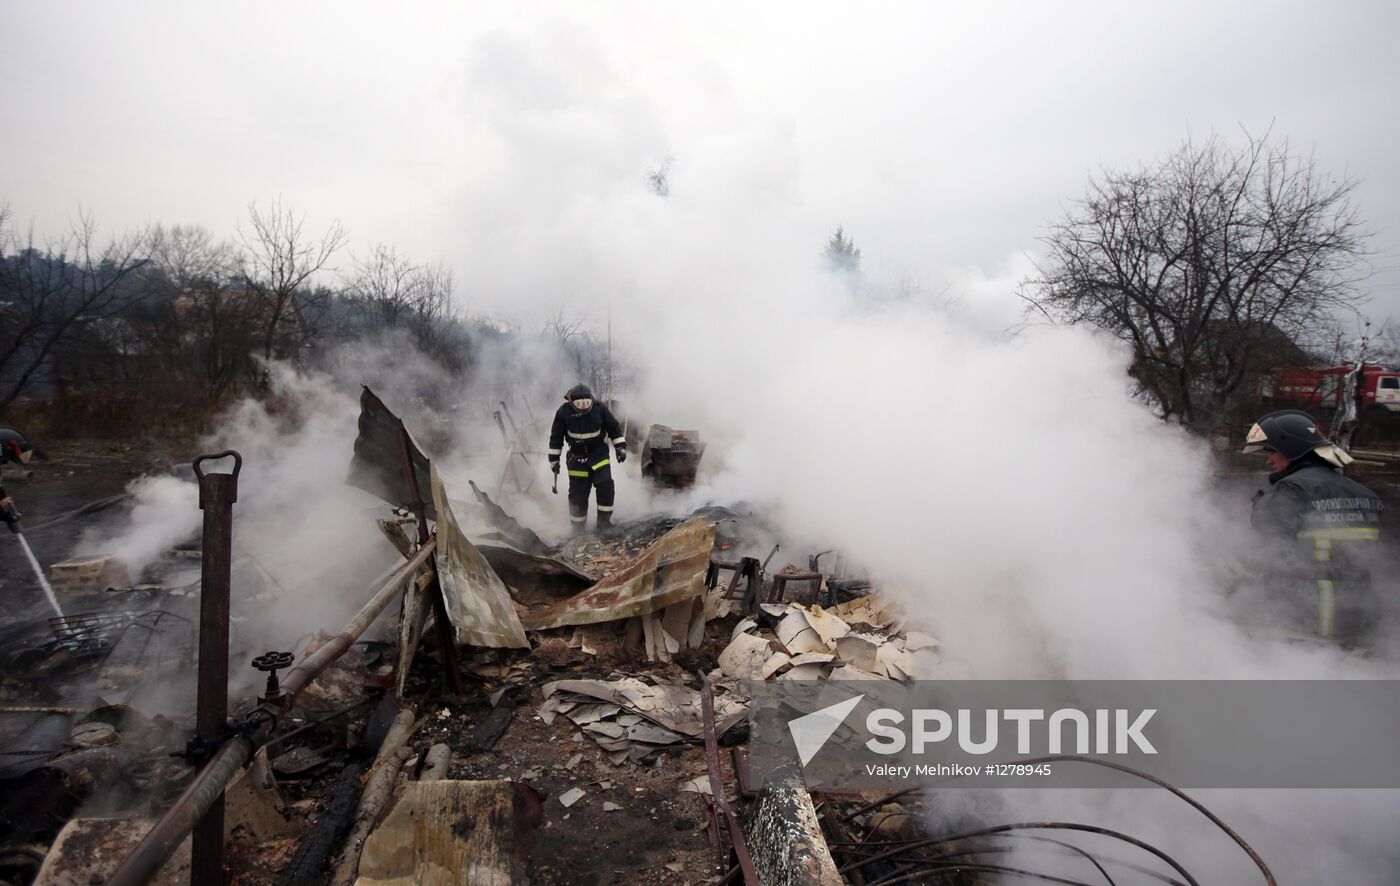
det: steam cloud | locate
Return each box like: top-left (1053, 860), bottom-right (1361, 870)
top-left (75, 17), bottom-right (1400, 882)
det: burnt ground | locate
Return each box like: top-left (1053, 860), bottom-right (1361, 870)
top-left (221, 631), bottom-right (740, 886)
top-left (5, 442), bottom-right (1400, 885)
top-left (0, 439), bottom-right (745, 885)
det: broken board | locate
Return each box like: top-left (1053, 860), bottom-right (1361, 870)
top-left (353, 780), bottom-right (543, 886)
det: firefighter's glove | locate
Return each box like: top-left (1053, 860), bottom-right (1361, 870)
top-left (550, 461), bottom-right (560, 475)
top-left (615, 448), bottom-right (626, 464)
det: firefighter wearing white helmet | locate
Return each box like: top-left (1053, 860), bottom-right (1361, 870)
top-left (548, 384), bottom-right (626, 532)
top-left (1242, 410), bottom-right (1385, 644)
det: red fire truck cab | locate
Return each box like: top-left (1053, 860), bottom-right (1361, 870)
top-left (1265, 363), bottom-right (1400, 415)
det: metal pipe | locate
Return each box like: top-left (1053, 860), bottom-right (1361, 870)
top-left (108, 737), bottom-right (255, 886)
top-left (191, 450), bottom-right (240, 885)
top-left (280, 542), bottom-right (436, 698)
top-left (105, 540), bottom-right (435, 886)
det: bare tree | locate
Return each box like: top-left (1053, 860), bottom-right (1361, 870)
top-left (0, 207), bottom-right (152, 407)
top-left (1022, 131), bottom-right (1369, 431)
top-left (342, 244), bottom-right (465, 370)
top-left (150, 223), bottom-right (236, 291)
top-left (540, 304), bottom-right (587, 345)
top-left (236, 198), bottom-right (347, 362)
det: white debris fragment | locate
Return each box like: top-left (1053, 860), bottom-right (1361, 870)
top-left (834, 634), bottom-right (880, 671)
top-left (559, 787), bottom-right (586, 807)
top-left (779, 663), bottom-right (828, 681)
top-left (776, 610), bottom-right (829, 655)
top-left (731, 616), bottom-right (759, 640)
top-left (603, 801), bottom-right (622, 812)
top-left (718, 631), bottom-right (772, 680)
top-left (828, 664), bottom-right (890, 682)
top-left (759, 651), bottom-right (792, 679)
top-left (902, 631), bottom-right (940, 651)
top-left (679, 775), bottom-right (712, 795)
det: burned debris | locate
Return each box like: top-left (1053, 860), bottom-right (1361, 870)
top-left (640, 425), bottom-right (706, 490)
top-left (0, 388), bottom-right (1283, 886)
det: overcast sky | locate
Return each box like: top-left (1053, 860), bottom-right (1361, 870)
top-left (4, 1), bottom-right (1398, 333)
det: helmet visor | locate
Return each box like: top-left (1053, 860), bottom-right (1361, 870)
top-left (571, 398), bottom-right (593, 411)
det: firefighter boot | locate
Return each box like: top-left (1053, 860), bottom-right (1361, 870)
top-left (596, 508), bottom-right (614, 535)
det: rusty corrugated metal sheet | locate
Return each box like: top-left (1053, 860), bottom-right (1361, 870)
top-left (345, 387), bottom-right (435, 520)
top-left (430, 465), bottom-right (529, 649)
top-left (519, 521), bottom-right (715, 631)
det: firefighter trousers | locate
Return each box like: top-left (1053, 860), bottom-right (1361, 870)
top-left (565, 449), bottom-right (614, 527)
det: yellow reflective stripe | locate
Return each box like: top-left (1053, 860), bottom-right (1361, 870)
top-left (591, 458), bottom-right (611, 470)
top-left (567, 470), bottom-right (589, 477)
top-left (1297, 527), bottom-right (1378, 562)
top-left (1317, 580), bottom-right (1336, 638)
top-left (1315, 537), bottom-right (1332, 562)
top-left (1297, 527), bottom-right (1380, 541)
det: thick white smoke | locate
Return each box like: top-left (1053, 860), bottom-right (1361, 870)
top-left (73, 15), bottom-right (1400, 882)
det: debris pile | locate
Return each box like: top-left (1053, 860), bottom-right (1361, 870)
top-left (0, 385), bottom-right (1287, 885)
top-left (720, 598), bottom-right (940, 684)
top-left (538, 677), bottom-right (746, 764)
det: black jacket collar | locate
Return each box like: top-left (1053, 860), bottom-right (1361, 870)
top-left (1268, 451), bottom-right (1335, 485)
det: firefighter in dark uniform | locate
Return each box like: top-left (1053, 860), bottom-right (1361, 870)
top-left (1242, 410), bottom-right (1385, 645)
top-left (0, 427), bottom-right (41, 531)
top-left (548, 384), bottom-right (626, 532)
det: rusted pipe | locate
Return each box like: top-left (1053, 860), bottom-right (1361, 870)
top-left (191, 450), bottom-right (240, 885)
top-left (105, 540), bottom-right (436, 886)
top-left (280, 542), bottom-right (436, 698)
top-left (701, 675), bottom-right (758, 885)
top-left (107, 738), bottom-right (253, 886)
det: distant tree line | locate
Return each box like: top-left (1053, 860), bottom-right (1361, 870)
top-left (0, 198), bottom-right (621, 435)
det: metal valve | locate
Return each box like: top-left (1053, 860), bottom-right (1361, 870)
top-left (251, 651), bottom-right (294, 700)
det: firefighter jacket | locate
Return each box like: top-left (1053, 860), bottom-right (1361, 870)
top-left (548, 401), bottom-right (625, 466)
top-left (1250, 453), bottom-right (1385, 642)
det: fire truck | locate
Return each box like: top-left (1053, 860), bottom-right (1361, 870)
top-left (1264, 362), bottom-right (1400, 416)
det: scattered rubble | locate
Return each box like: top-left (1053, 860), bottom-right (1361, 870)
top-left (5, 390), bottom-right (1279, 886)
top-left (719, 600), bottom-right (938, 686)
top-left (539, 677), bottom-right (746, 764)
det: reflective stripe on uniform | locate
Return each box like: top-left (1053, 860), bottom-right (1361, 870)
top-left (611, 437), bottom-right (626, 445)
top-left (568, 430), bottom-right (601, 439)
top-left (570, 514), bottom-right (588, 523)
top-left (1297, 526), bottom-right (1379, 561)
top-left (591, 458), bottom-right (610, 470)
top-left (1317, 579), bottom-right (1336, 638)
top-left (548, 448), bottom-right (562, 456)
top-left (597, 504), bottom-right (614, 512)
top-left (568, 470), bottom-right (589, 477)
